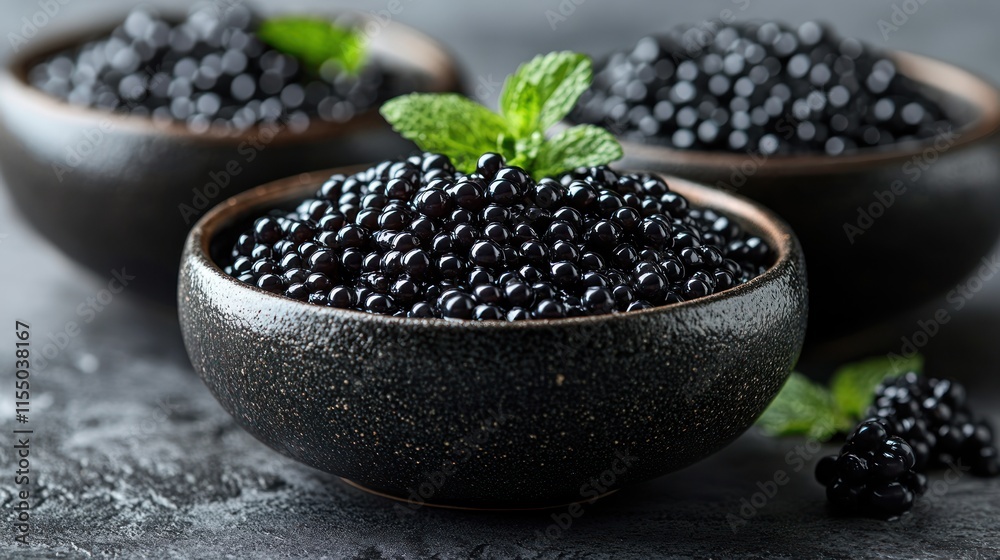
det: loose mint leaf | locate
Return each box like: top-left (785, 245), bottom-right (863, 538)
top-left (532, 125), bottom-right (623, 180)
top-left (499, 52), bottom-right (592, 138)
top-left (381, 94), bottom-right (511, 173)
top-left (757, 373), bottom-right (851, 441)
top-left (830, 355), bottom-right (924, 421)
top-left (258, 17), bottom-right (367, 76)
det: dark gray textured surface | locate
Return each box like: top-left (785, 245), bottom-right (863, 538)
top-left (2, 1), bottom-right (1000, 558)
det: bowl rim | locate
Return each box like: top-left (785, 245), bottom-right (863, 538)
top-left (181, 165), bottom-right (805, 330)
top-left (591, 50), bottom-right (1000, 175)
top-left (0, 9), bottom-right (461, 145)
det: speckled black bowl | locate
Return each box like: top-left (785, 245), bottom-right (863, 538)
top-left (0, 15), bottom-right (461, 301)
top-left (178, 169), bottom-right (808, 509)
top-left (605, 51), bottom-right (1000, 346)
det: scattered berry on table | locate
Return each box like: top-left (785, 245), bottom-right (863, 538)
top-left (223, 152), bottom-right (774, 320)
top-left (815, 419), bottom-right (927, 518)
top-left (572, 20), bottom-right (950, 155)
top-left (869, 372), bottom-right (1000, 477)
top-left (815, 372), bottom-right (998, 519)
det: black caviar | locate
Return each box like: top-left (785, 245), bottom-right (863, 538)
top-left (816, 420), bottom-right (927, 518)
top-left (572, 20), bottom-right (950, 155)
top-left (223, 152), bottom-right (774, 320)
top-left (29, 6), bottom-right (421, 133)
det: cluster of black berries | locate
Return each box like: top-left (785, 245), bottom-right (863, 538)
top-left (816, 420), bottom-right (927, 518)
top-left (816, 373), bottom-right (998, 518)
top-left (571, 20), bottom-right (950, 155)
top-left (869, 373), bottom-right (999, 477)
top-left (29, 6), bottom-right (417, 133)
top-left (224, 152), bottom-right (773, 320)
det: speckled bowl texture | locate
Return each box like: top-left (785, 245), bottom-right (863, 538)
top-left (0, 17), bottom-right (461, 300)
top-left (178, 170), bottom-right (808, 509)
top-left (611, 51), bottom-right (1000, 345)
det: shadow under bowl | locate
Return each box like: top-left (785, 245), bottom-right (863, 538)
top-left (0, 16), bottom-right (461, 300)
top-left (178, 168), bottom-right (809, 509)
top-left (611, 51), bottom-right (1000, 346)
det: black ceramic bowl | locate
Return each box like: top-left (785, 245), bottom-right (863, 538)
top-left (178, 168), bottom-right (808, 509)
top-left (606, 51), bottom-right (1000, 346)
top-left (0, 16), bottom-right (461, 300)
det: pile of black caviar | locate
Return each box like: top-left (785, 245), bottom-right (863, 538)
top-left (28, 6), bottom-right (420, 133)
top-left (223, 152), bottom-right (773, 321)
top-left (571, 20), bottom-right (951, 155)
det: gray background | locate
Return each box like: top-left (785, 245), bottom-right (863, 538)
top-left (2, 1), bottom-right (1000, 559)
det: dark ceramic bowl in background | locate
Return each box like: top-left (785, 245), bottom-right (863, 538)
top-left (0, 16), bottom-right (461, 300)
top-left (604, 51), bottom-right (1000, 349)
top-left (178, 168), bottom-right (808, 509)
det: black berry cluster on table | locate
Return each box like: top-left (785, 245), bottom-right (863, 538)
top-left (223, 152), bottom-right (773, 321)
top-left (28, 7), bottom-right (411, 133)
top-left (571, 20), bottom-right (950, 155)
top-left (869, 373), bottom-right (999, 477)
top-left (816, 373), bottom-right (999, 519)
top-left (816, 420), bottom-right (927, 518)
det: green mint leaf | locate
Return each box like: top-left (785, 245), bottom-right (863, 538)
top-left (258, 17), bottom-right (367, 76)
top-left (381, 94), bottom-right (511, 173)
top-left (499, 52), bottom-right (592, 138)
top-left (756, 373), bottom-right (849, 441)
top-left (532, 125), bottom-right (624, 180)
top-left (830, 354), bottom-right (924, 421)
top-left (379, 52), bottom-right (621, 178)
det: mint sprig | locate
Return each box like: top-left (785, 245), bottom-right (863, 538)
top-left (379, 94), bottom-right (509, 173)
top-left (258, 17), bottom-right (367, 76)
top-left (756, 354), bottom-right (924, 441)
top-left (499, 52), bottom-right (592, 139)
top-left (380, 51), bottom-right (623, 180)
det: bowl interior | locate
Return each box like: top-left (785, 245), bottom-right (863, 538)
top-left (194, 167), bottom-right (800, 326)
top-left (7, 10), bottom-right (460, 142)
top-left (596, 50), bottom-right (1000, 174)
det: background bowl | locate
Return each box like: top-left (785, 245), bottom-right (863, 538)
top-left (0, 17), bottom-right (461, 300)
top-left (178, 168), bottom-right (808, 509)
top-left (611, 51), bottom-right (1000, 348)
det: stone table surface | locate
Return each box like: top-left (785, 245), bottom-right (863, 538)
top-left (2, 1), bottom-right (1000, 558)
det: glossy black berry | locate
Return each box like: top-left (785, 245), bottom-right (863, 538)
top-left (573, 20), bottom-right (950, 155)
top-left (30, 6), bottom-right (423, 134)
top-left (818, 420), bottom-right (925, 518)
top-left (225, 152), bottom-right (771, 320)
top-left (869, 373), bottom-right (999, 477)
